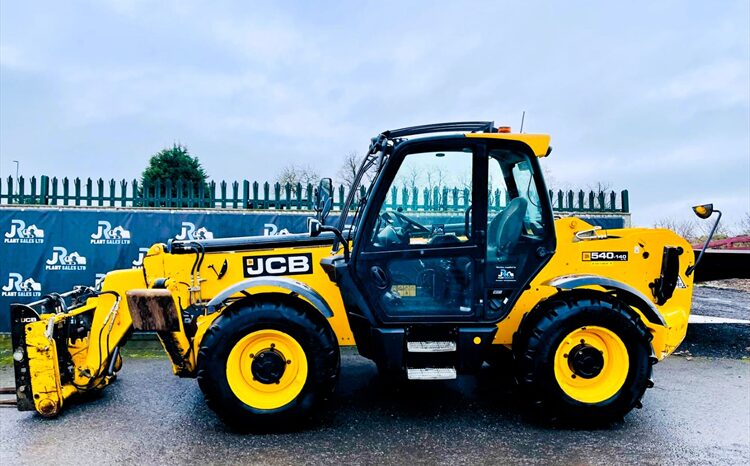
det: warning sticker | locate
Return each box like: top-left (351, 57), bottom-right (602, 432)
top-left (676, 275), bottom-right (687, 289)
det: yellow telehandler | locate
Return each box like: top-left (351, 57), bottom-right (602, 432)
top-left (6, 122), bottom-right (720, 428)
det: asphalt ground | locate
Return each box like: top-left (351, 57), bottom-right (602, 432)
top-left (682, 284), bottom-right (750, 359)
top-left (692, 284), bottom-right (750, 320)
top-left (0, 286), bottom-right (748, 465)
top-left (1, 351), bottom-right (748, 465)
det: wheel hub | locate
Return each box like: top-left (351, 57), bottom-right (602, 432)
top-left (250, 348), bottom-right (287, 384)
top-left (568, 343), bottom-right (604, 379)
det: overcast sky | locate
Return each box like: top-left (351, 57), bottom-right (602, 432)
top-left (1, 1), bottom-right (748, 228)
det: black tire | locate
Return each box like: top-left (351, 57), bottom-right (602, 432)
top-left (197, 297), bottom-right (340, 431)
top-left (513, 291), bottom-right (654, 425)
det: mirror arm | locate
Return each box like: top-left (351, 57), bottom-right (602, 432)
top-left (320, 225), bottom-right (350, 262)
top-left (310, 219), bottom-right (350, 262)
top-left (686, 209), bottom-right (722, 277)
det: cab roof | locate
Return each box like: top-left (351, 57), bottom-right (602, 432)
top-left (378, 121), bottom-right (551, 157)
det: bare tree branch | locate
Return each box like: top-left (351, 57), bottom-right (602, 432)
top-left (275, 164), bottom-right (320, 186)
top-left (653, 217), bottom-right (698, 241)
top-left (336, 151), bottom-right (361, 191)
top-left (738, 212), bottom-right (750, 235)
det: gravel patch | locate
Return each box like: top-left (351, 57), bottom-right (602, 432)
top-left (692, 282), bottom-right (750, 320)
top-left (699, 278), bottom-right (750, 293)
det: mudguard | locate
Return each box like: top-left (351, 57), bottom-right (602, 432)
top-left (205, 276), bottom-right (335, 319)
top-left (543, 274), bottom-right (666, 326)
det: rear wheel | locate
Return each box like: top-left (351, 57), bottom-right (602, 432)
top-left (513, 292), bottom-right (653, 425)
top-left (197, 298), bottom-right (339, 430)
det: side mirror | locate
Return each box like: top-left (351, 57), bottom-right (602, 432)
top-left (692, 203), bottom-right (713, 219)
top-left (687, 203), bottom-right (722, 277)
top-left (307, 217), bottom-right (350, 261)
top-left (315, 178), bottom-right (333, 224)
top-left (308, 218), bottom-right (322, 238)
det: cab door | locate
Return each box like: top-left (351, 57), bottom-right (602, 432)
top-left (350, 138), bottom-right (487, 323)
top-left (481, 143), bottom-right (556, 321)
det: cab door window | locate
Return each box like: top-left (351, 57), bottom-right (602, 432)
top-left (359, 146), bottom-right (478, 319)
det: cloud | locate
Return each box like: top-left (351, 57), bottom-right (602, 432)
top-left (0, 44), bottom-right (29, 71)
top-left (656, 60), bottom-right (749, 107)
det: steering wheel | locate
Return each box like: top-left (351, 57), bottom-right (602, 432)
top-left (381, 211), bottom-right (430, 235)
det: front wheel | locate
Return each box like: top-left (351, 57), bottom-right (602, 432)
top-left (514, 293), bottom-right (654, 425)
top-left (197, 298), bottom-right (339, 430)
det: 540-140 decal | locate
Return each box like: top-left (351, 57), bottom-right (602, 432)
top-left (582, 251), bottom-right (629, 261)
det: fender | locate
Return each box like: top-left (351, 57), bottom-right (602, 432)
top-left (205, 276), bottom-right (334, 319)
top-left (542, 274), bottom-right (666, 326)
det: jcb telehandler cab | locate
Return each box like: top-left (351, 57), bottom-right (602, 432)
top-left (7, 122), bottom-right (715, 429)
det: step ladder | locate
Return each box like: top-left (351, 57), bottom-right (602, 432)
top-left (406, 341), bottom-right (456, 353)
top-left (406, 339), bottom-right (457, 380)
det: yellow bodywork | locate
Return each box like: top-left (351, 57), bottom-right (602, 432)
top-left (465, 132), bottom-right (552, 157)
top-left (18, 131), bottom-right (695, 417)
top-left (22, 214), bottom-right (694, 415)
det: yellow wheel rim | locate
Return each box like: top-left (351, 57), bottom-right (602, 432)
top-left (553, 326), bottom-right (629, 404)
top-left (226, 329), bottom-right (308, 410)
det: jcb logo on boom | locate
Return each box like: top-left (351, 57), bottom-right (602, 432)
top-left (4, 219), bottom-right (45, 244)
top-left (243, 253), bottom-right (313, 277)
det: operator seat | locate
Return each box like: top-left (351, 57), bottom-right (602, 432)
top-left (488, 197), bottom-right (528, 260)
